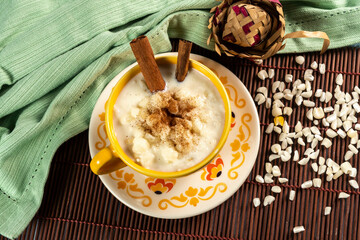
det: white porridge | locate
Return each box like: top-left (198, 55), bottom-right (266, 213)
top-left (113, 63), bottom-right (225, 172)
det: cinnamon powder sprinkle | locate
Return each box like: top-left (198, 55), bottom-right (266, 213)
top-left (137, 90), bottom-right (205, 154)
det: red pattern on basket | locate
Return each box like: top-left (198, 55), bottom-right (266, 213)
top-left (36, 216), bottom-right (240, 240)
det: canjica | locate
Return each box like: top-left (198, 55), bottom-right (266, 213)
top-left (113, 63), bottom-right (225, 172)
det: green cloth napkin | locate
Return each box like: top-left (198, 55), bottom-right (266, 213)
top-left (0, 0), bottom-right (359, 238)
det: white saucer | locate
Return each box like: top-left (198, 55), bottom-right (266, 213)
top-left (88, 52), bottom-right (260, 219)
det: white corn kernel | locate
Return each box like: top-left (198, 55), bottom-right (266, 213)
top-left (271, 186), bottom-right (282, 193)
top-left (326, 174), bottom-right (333, 182)
top-left (283, 107), bottom-right (293, 116)
top-left (349, 144), bottom-right (358, 154)
top-left (341, 162), bottom-right (352, 174)
top-left (311, 138), bottom-right (319, 149)
top-left (322, 118), bottom-right (329, 127)
top-left (335, 74), bottom-right (343, 85)
top-left (255, 93), bottom-right (266, 105)
top-left (298, 157), bottom-right (310, 165)
top-left (272, 81), bottom-right (280, 93)
top-left (257, 86), bottom-right (268, 96)
top-left (324, 106), bottom-right (334, 113)
top-left (315, 89), bottom-right (323, 98)
top-left (349, 180), bottom-right (359, 189)
top-left (298, 138), bottom-right (305, 146)
top-left (265, 123), bottom-right (274, 134)
top-left (321, 138), bottom-right (332, 148)
top-left (274, 126), bottom-right (282, 134)
top-left (313, 178), bottom-right (322, 188)
top-left (327, 113), bottom-right (337, 123)
top-left (279, 178), bottom-right (288, 183)
top-left (349, 168), bottom-right (357, 178)
top-left (268, 69), bottom-right (275, 79)
top-left (295, 95), bottom-right (303, 106)
top-left (264, 174), bottom-right (274, 183)
top-left (265, 162), bottom-right (272, 174)
top-left (272, 107), bottom-right (282, 117)
top-left (253, 198), bottom-right (261, 207)
top-left (295, 56), bottom-right (305, 65)
top-left (338, 192), bottom-right (350, 199)
top-left (289, 190), bottom-right (296, 201)
top-left (273, 99), bottom-right (284, 107)
top-left (293, 226), bottom-right (305, 234)
top-left (271, 144), bottom-right (281, 153)
top-left (303, 100), bottom-right (315, 107)
top-left (255, 175), bottom-right (265, 183)
top-left (311, 162), bottom-right (318, 172)
top-left (285, 74), bottom-right (293, 83)
top-left (318, 165), bottom-right (326, 175)
top-left (310, 126), bottom-right (321, 135)
top-left (324, 207), bottom-right (331, 215)
top-left (269, 154), bottom-right (280, 162)
top-left (279, 82), bottom-right (285, 92)
top-left (301, 91), bottom-right (312, 98)
top-left (348, 129), bottom-right (357, 138)
top-left (345, 151), bottom-right (354, 161)
top-left (320, 92), bottom-right (326, 102)
top-left (326, 129), bottom-right (337, 138)
top-left (263, 195), bottom-right (276, 206)
top-left (297, 83), bottom-right (306, 91)
top-left (313, 107), bottom-right (324, 119)
top-left (293, 150), bottom-right (299, 161)
top-left (306, 109), bottom-right (313, 120)
top-left (295, 121), bottom-right (302, 133)
top-left (333, 170), bottom-right (343, 180)
top-left (272, 166), bottom-right (281, 177)
top-left (319, 63), bottom-right (326, 74)
top-left (353, 103), bottom-right (360, 113)
top-left (257, 70), bottom-right (268, 80)
top-left (311, 61), bottom-right (318, 69)
top-left (337, 129), bottom-right (346, 138)
top-left (273, 92), bottom-right (284, 100)
top-left (325, 92), bottom-right (332, 103)
top-left (309, 149), bottom-right (319, 159)
top-left (343, 120), bottom-right (352, 132)
top-left (301, 180), bottom-right (313, 189)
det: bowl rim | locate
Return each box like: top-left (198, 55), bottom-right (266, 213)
top-left (105, 55), bottom-right (231, 178)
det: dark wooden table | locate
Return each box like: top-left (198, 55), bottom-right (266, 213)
top-left (2, 44), bottom-right (360, 240)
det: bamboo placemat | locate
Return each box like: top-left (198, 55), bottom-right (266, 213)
top-left (1, 43), bottom-right (360, 240)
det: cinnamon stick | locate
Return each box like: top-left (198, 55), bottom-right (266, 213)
top-left (175, 40), bottom-right (193, 82)
top-left (130, 36), bottom-right (165, 92)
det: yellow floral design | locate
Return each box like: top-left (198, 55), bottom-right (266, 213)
top-left (208, 67), bottom-right (246, 109)
top-left (95, 112), bottom-right (107, 150)
top-left (158, 183), bottom-right (227, 209)
top-left (201, 155), bottom-right (224, 181)
top-left (110, 170), bottom-right (152, 207)
top-left (228, 113), bottom-right (252, 180)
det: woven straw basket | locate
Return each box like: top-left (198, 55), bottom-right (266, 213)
top-left (208, 0), bottom-right (330, 60)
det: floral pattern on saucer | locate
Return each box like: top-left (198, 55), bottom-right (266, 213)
top-left (89, 53), bottom-right (260, 219)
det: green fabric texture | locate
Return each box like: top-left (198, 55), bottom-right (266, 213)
top-left (0, 0), bottom-right (359, 238)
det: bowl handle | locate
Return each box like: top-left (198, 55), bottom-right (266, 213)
top-left (90, 147), bottom-right (127, 175)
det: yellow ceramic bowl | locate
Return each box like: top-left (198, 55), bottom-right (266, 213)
top-left (90, 55), bottom-right (231, 178)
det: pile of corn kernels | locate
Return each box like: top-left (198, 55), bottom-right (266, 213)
top-left (253, 55), bottom-right (359, 234)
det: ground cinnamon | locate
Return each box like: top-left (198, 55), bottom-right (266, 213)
top-left (175, 40), bottom-right (193, 82)
top-left (130, 36), bottom-right (166, 92)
